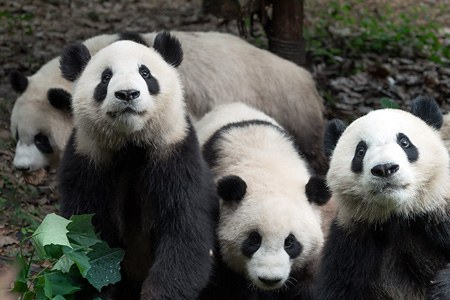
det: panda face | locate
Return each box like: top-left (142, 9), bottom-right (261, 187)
top-left (9, 59), bottom-right (73, 171)
top-left (65, 39), bottom-right (186, 155)
top-left (328, 108), bottom-right (449, 224)
top-left (218, 182), bottom-right (323, 291)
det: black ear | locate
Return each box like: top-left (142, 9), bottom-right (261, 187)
top-left (10, 70), bottom-right (28, 93)
top-left (60, 42), bottom-right (91, 81)
top-left (217, 175), bottom-right (247, 203)
top-left (48, 88), bottom-right (72, 114)
top-left (153, 31), bottom-right (183, 67)
top-left (324, 119), bottom-right (347, 158)
top-left (305, 176), bottom-right (331, 206)
top-left (410, 95), bottom-right (443, 130)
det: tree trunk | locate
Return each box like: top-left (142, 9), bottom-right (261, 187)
top-left (267, 0), bottom-right (305, 66)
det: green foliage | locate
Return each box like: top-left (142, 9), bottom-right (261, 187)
top-left (380, 97), bottom-right (400, 109)
top-left (14, 213), bottom-right (125, 299)
top-left (0, 9), bottom-right (34, 36)
top-left (305, 1), bottom-right (450, 65)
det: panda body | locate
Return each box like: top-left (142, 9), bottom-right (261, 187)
top-left (196, 103), bottom-right (330, 299)
top-left (58, 34), bottom-right (218, 299)
top-left (10, 31), bottom-right (326, 174)
top-left (315, 97), bottom-right (450, 300)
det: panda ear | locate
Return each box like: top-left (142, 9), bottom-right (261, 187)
top-left (48, 88), bottom-right (72, 114)
top-left (60, 42), bottom-right (91, 81)
top-left (217, 175), bottom-right (247, 203)
top-left (305, 176), bottom-right (331, 206)
top-left (324, 119), bottom-right (347, 158)
top-left (10, 70), bottom-right (28, 94)
top-left (410, 96), bottom-right (443, 130)
top-left (153, 31), bottom-right (183, 67)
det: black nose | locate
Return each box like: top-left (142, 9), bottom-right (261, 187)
top-left (371, 163), bottom-right (399, 177)
top-left (258, 277), bottom-right (282, 286)
top-left (115, 89), bottom-right (140, 101)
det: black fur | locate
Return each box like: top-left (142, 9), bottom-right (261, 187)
top-left (397, 132), bottom-right (419, 163)
top-left (427, 264), bottom-right (450, 300)
top-left (153, 31), bottom-right (183, 67)
top-left (241, 231), bottom-right (262, 257)
top-left (47, 88), bottom-right (72, 113)
top-left (410, 96), bottom-right (443, 130)
top-left (314, 215), bottom-right (450, 300)
top-left (324, 119), bottom-right (347, 158)
top-left (305, 176), bottom-right (331, 206)
top-left (202, 120), bottom-right (286, 168)
top-left (217, 175), bottom-right (247, 202)
top-left (118, 31), bottom-right (148, 46)
top-left (351, 140), bottom-right (367, 173)
top-left (139, 65), bottom-right (160, 95)
top-left (60, 42), bottom-right (92, 81)
top-left (34, 133), bottom-right (53, 154)
top-left (9, 70), bottom-right (28, 93)
top-left (94, 68), bottom-right (112, 102)
top-left (59, 122), bottom-right (219, 299)
top-left (284, 234), bottom-right (302, 259)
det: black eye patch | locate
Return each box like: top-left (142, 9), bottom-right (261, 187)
top-left (351, 140), bottom-right (367, 173)
top-left (94, 68), bottom-right (112, 102)
top-left (35, 133), bottom-right (53, 154)
top-left (284, 234), bottom-right (302, 259)
top-left (241, 231), bottom-right (262, 258)
top-left (139, 65), bottom-right (159, 95)
top-left (397, 133), bottom-right (418, 162)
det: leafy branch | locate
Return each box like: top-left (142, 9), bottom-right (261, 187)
top-left (13, 213), bottom-right (124, 299)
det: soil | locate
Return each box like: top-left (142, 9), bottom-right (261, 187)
top-left (0, 0), bottom-right (449, 295)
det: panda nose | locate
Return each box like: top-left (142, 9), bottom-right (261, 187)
top-left (258, 277), bottom-right (282, 286)
top-left (15, 165), bottom-right (31, 172)
top-left (115, 89), bottom-right (140, 101)
top-left (371, 163), bottom-right (399, 178)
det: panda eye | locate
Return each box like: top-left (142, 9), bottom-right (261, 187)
top-left (248, 231), bottom-right (262, 246)
top-left (139, 65), bottom-right (151, 79)
top-left (101, 68), bottom-right (112, 84)
top-left (356, 146), bottom-right (366, 157)
top-left (284, 234), bottom-right (295, 249)
top-left (399, 137), bottom-right (410, 148)
top-left (34, 133), bottom-right (53, 154)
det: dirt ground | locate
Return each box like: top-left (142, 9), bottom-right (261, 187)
top-left (1, 0), bottom-right (450, 294)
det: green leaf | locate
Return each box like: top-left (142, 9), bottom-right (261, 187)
top-left (52, 295), bottom-right (66, 300)
top-left (31, 213), bottom-right (72, 257)
top-left (13, 253), bottom-right (31, 293)
top-left (67, 214), bottom-right (99, 248)
top-left (53, 254), bottom-right (75, 274)
top-left (43, 272), bottom-right (81, 298)
top-left (86, 242), bottom-right (124, 291)
top-left (64, 248), bottom-right (91, 277)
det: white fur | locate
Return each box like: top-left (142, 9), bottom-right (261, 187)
top-left (195, 103), bottom-right (323, 291)
top-left (72, 41), bottom-right (187, 162)
top-left (328, 109), bottom-right (450, 226)
top-left (11, 31), bottom-right (324, 171)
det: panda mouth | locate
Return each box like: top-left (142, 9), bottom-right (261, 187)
top-left (378, 182), bottom-right (409, 193)
top-left (107, 107), bottom-right (146, 118)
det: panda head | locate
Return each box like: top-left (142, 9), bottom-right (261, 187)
top-left (216, 174), bottom-right (327, 291)
top-left (325, 96), bottom-right (450, 224)
top-left (9, 62), bottom-right (73, 172)
top-left (59, 32), bottom-right (185, 157)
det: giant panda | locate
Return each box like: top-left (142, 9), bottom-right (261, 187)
top-left (195, 102), bottom-right (331, 299)
top-left (58, 33), bottom-right (218, 299)
top-left (440, 113), bottom-right (450, 153)
top-left (9, 31), bottom-right (327, 174)
top-left (314, 96), bottom-right (450, 299)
